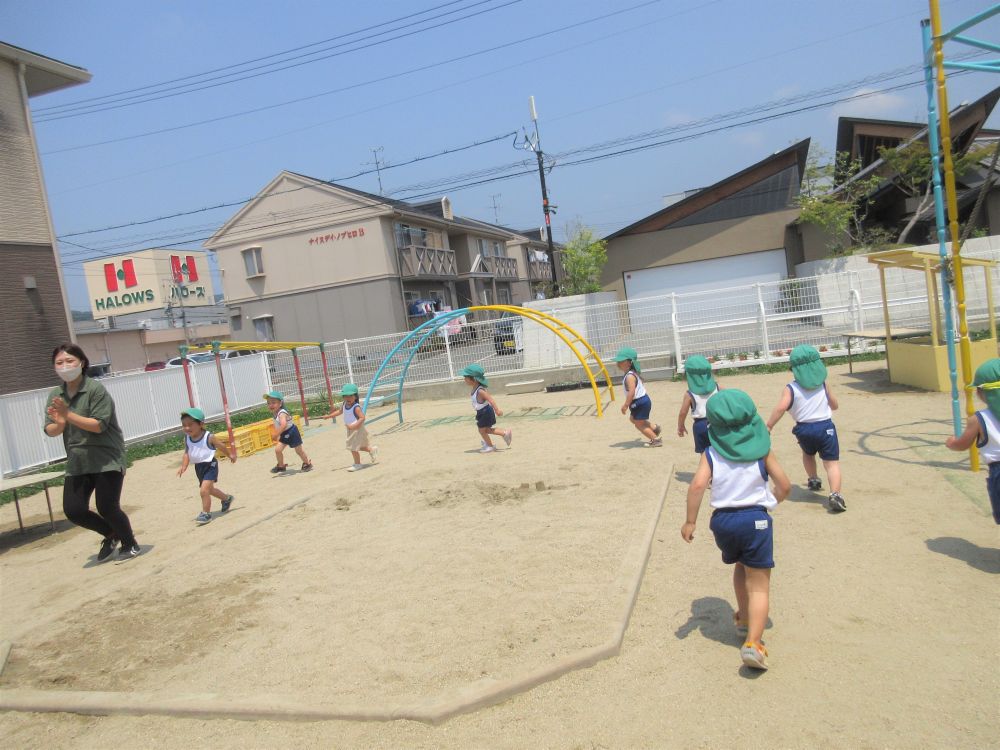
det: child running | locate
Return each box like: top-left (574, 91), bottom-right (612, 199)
top-left (176, 407), bottom-right (235, 525)
top-left (264, 390), bottom-right (313, 473)
top-left (615, 347), bottom-right (661, 446)
top-left (681, 389), bottom-right (791, 671)
top-left (461, 364), bottom-right (511, 454)
top-left (766, 345), bottom-right (845, 512)
top-left (945, 358), bottom-right (1000, 524)
top-left (677, 355), bottom-right (719, 454)
top-left (319, 384), bottom-right (379, 472)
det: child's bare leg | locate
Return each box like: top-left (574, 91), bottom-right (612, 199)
top-left (274, 445), bottom-right (286, 466)
top-left (479, 427), bottom-right (494, 447)
top-left (802, 452), bottom-right (818, 480)
top-left (210, 486), bottom-right (228, 501)
top-left (634, 418), bottom-right (659, 441)
top-left (823, 460), bottom-right (842, 493)
top-left (351, 450), bottom-right (361, 464)
top-left (294, 446), bottom-right (311, 464)
top-left (744, 566), bottom-right (771, 645)
top-left (733, 563), bottom-right (749, 625)
top-left (200, 481), bottom-right (214, 513)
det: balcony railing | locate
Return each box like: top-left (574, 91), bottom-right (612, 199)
top-left (398, 245), bottom-right (458, 278)
top-left (480, 255), bottom-right (519, 280)
top-left (527, 259), bottom-right (553, 281)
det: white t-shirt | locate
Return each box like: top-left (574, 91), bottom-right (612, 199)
top-left (976, 409), bottom-right (1000, 464)
top-left (185, 431), bottom-right (216, 464)
top-left (787, 382), bottom-right (832, 423)
top-left (707, 447), bottom-right (777, 510)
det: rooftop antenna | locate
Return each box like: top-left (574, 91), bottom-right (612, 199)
top-left (365, 146), bottom-right (386, 195)
top-left (490, 193), bottom-right (502, 224)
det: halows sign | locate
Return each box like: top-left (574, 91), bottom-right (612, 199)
top-left (83, 249), bottom-right (216, 319)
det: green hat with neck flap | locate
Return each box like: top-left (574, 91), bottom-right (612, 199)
top-left (706, 389), bottom-right (771, 462)
top-left (973, 357), bottom-right (1000, 418)
top-left (790, 345), bottom-right (827, 390)
top-left (614, 347), bottom-right (640, 373)
top-left (684, 355), bottom-right (716, 396)
top-left (460, 364), bottom-right (488, 386)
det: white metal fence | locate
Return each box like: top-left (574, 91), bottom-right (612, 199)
top-left (3, 247), bottom-right (997, 477)
top-left (0, 355), bottom-right (271, 477)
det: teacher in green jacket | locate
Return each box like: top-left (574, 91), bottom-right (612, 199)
top-left (44, 343), bottom-right (141, 563)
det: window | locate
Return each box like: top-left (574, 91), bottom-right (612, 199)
top-left (242, 247), bottom-right (264, 277)
top-left (492, 241), bottom-right (503, 257)
top-left (230, 315), bottom-right (242, 332)
top-left (477, 238), bottom-right (488, 257)
top-left (403, 290), bottom-right (421, 305)
top-left (481, 288), bottom-right (493, 305)
top-left (498, 287), bottom-right (511, 305)
top-left (253, 315), bottom-right (275, 342)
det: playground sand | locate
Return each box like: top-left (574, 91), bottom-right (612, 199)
top-left (1, 360), bottom-right (997, 748)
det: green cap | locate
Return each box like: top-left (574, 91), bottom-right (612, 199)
top-left (460, 364), bottom-right (488, 386)
top-left (706, 389), bottom-right (771, 463)
top-left (263, 390), bottom-right (284, 402)
top-left (180, 407), bottom-right (205, 422)
top-left (614, 347), bottom-right (640, 373)
top-left (973, 357), bottom-right (1000, 418)
top-left (789, 345), bottom-right (827, 390)
top-left (684, 355), bottom-right (716, 396)
top-left (340, 383), bottom-right (359, 397)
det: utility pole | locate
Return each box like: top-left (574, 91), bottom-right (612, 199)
top-left (366, 146), bottom-right (386, 195)
top-left (527, 96), bottom-right (559, 295)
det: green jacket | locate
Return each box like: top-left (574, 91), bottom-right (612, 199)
top-left (44, 375), bottom-right (126, 476)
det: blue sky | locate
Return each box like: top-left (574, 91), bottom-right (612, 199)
top-left (4, 0), bottom-right (999, 310)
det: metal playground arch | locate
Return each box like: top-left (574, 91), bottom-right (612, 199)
top-left (361, 305), bottom-right (616, 425)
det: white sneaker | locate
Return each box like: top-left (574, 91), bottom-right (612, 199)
top-left (503, 429), bottom-right (512, 447)
top-left (347, 464), bottom-right (364, 472)
top-left (370, 445), bottom-right (379, 464)
top-left (479, 445), bottom-right (496, 454)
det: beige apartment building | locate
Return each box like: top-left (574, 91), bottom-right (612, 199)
top-left (0, 42), bottom-right (90, 394)
top-left (204, 172), bottom-right (555, 342)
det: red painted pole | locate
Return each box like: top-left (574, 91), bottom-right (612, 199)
top-left (213, 340), bottom-right (236, 462)
top-left (292, 347), bottom-right (309, 426)
top-left (319, 343), bottom-right (336, 423)
top-left (179, 344), bottom-right (195, 407)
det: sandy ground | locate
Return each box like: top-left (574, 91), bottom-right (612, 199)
top-left (0, 360), bottom-right (997, 748)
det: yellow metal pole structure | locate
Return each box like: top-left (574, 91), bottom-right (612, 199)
top-left (930, 0), bottom-right (979, 470)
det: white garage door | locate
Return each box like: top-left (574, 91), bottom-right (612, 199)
top-left (623, 248), bottom-right (788, 300)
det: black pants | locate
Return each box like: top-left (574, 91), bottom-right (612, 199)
top-left (62, 471), bottom-right (137, 548)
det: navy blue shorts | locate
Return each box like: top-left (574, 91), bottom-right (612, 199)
top-left (792, 418), bottom-right (839, 461)
top-left (280, 423), bottom-right (303, 448)
top-left (692, 417), bottom-right (710, 453)
top-left (195, 460), bottom-right (219, 484)
top-left (709, 505), bottom-right (774, 569)
top-left (476, 403), bottom-right (497, 429)
top-left (988, 462), bottom-right (1000, 525)
top-left (629, 394), bottom-right (652, 421)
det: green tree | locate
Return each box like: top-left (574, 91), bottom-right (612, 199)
top-left (795, 148), bottom-right (883, 255)
top-left (559, 222), bottom-right (607, 295)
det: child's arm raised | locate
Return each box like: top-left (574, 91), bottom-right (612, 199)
top-left (946, 415), bottom-right (982, 451)
top-left (482, 388), bottom-right (503, 417)
top-left (766, 386), bottom-right (793, 432)
top-left (620, 373), bottom-right (636, 415)
top-left (764, 451), bottom-right (791, 503)
top-left (681, 452), bottom-right (712, 542)
top-left (825, 383), bottom-right (839, 411)
top-left (676, 392), bottom-right (693, 437)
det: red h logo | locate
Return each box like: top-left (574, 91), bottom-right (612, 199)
top-left (170, 255), bottom-right (200, 284)
top-left (104, 259), bottom-right (138, 292)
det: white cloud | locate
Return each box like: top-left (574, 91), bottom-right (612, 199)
top-left (831, 88), bottom-right (909, 120)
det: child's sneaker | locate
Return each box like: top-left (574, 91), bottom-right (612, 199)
top-left (347, 464), bottom-right (364, 472)
top-left (117, 544), bottom-right (142, 561)
top-left (503, 429), bottom-right (513, 447)
top-left (370, 446), bottom-right (379, 464)
top-left (196, 511), bottom-right (212, 525)
top-left (479, 445), bottom-right (496, 454)
top-left (807, 476), bottom-right (823, 491)
top-left (646, 438), bottom-right (663, 447)
top-left (221, 495), bottom-right (234, 513)
top-left (270, 465), bottom-right (287, 474)
top-left (828, 492), bottom-right (847, 512)
top-left (301, 462), bottom-right (314, 472)
top-left (97, 536), bottom-right (117, 563)
top-left (740, 641), bottom-right (768, 670)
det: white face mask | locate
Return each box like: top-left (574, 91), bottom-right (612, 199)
top-left (56, 365), bottom-right (83, 382)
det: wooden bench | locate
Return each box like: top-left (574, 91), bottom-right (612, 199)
top-left (0, 470), bottom-right (65, 534)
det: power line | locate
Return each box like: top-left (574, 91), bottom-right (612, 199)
top-left (34, 0), bottom-right (522, 121)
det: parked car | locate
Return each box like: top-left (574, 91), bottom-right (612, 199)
top-left (144, 361), bottom-right (167, 371)
top-left (163, 350), bottom-right (260, 368)
top-left (493, 313), bottom-right (523, 355)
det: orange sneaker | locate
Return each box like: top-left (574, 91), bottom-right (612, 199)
top-left (741, 641), bottom-right (768, 670)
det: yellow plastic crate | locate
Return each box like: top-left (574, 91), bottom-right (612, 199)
top-left (215, 415), bottom-right (303, 459)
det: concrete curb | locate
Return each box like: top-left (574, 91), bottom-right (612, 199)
top-left (0, 473), bottom-right (670, 724)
